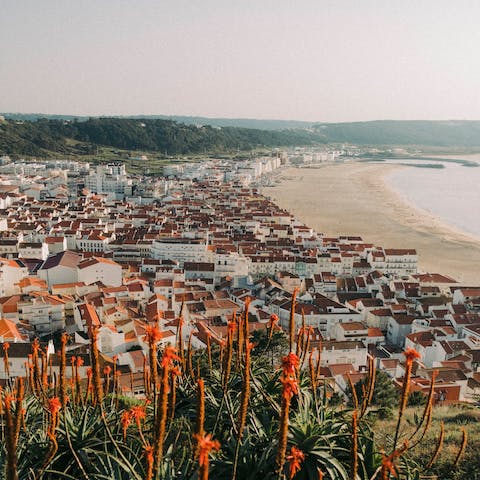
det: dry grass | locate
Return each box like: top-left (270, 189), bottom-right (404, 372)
top-left (376, 404), bottom-right (480, 479)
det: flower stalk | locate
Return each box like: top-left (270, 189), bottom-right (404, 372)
top-left (351, 411), bottom-right (358, 480)
top-left (90, 327), bottom-right (103, 405)
top-left (453, 428), bottom-right (467, 467)
top-left (275, 352), bottom-right (300, 476)
top-left (427, 421), bottom-right (444, 469)
top-left (59, 333), bottom-right (68, 408)
top-left (194, 432), bottom-right (220, 480)
top-left (289, 288), bottom-right (299, 353)
top-left (287, 446), bottom-right (305, 480)
top-left (3, 342), bottom-right (10, 379)
top-left (153, 346), bottom-right (180, 474)
top-left (393, 348), bottom-right (420, 449)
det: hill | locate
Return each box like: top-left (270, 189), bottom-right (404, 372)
top-left (0, 117), bottom-right (323, 157)
top-left (312, 120), bottom-right (480, 146)
top-left (3, 117), bottom-right (480, 158)
top-left (2, 113), bottom-right (314, 130)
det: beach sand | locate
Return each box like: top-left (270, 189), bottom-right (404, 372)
top-left (263, 163), bottom-right (480, 284)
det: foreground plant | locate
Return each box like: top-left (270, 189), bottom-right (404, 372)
top-left (0, 326), bottom-right (470, 480)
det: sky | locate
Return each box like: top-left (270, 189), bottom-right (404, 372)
top-left (1, 0), bottom-right (480, 122)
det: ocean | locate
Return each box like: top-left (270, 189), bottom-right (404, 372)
top-left (381, 156), bottom-right (480, 240)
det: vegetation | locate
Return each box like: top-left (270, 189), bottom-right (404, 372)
top-left (0, 301), bottom-right (473, 480)
top-left (0, 118), bottom-right (325, 158)
top-left (2, 113), bottom-right (314, 131)
top-left (349, 370), bottom-right (398, 410)
top-left (312, 120), bottom-right (480, 146)
top-left (4, 117), bottom-right (480, 162)
top-left (377, 404), bottom-right (478, 480)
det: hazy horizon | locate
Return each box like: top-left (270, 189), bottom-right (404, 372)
top-left (2, 0), bottom-right (480, 122)
top-left (3, 112), bottom-right (480, 124)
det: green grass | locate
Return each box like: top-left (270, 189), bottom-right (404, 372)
top-left (376, 404), bottom-right (478, 479)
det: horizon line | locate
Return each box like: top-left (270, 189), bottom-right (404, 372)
top-left (2, 112), bottom-right (480, 125)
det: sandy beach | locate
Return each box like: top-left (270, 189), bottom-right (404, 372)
top-left (263, 163), bottom-right (480, 284)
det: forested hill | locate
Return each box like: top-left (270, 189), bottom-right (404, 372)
top-left (2, 113), bottom-right (313, 130)
top-left (0, 118), bottom-right (324, 157)
top-left (312, 120), bottom-right (480, 146)
top-left (3, 117), bottom-right (480, 157)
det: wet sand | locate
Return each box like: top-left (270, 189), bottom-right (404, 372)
top-left (263, 163), bottom-right (480, 284)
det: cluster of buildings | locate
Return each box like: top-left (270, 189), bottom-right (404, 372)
top-left (0, 153), bottom-right (479, 404)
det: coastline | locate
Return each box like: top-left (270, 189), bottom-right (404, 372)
top-left (381, 167), bottom-right (480, 245)
top-left (263, 162), bottom-right (480, 284)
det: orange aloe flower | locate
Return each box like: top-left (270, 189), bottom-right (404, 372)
top-left (32, 338), bottom-right (41, 354)
top-left (381, 452), bottom-right (398, 478)
top-left (145, 444), bottom-right (154, 463)
top-left (194, 433), bottom-right (220, 467)
top-left (269, 314), bottom-right (279, 327)
top-left (130, 405), bottom-right (147, 427)
top-left (121, 410), bottom-right (133, 440)
top-left (227, 321), bottom-right (237, 333)
top-left (287, 446), bottom-right (305, 479)
top-left (403, 348), bottom-right (421, 366)
top-left (381, 441), bottom-right (408, 479)
top-left (144, 325), bottom-right (162, 344)
top-left (281, 352), bottom-right (300, 376)
top-left (47, 396), bottom-right (62, 437)
top-left (161, 346), bottom-right (180, 368)
top-left (3, 392), bottom-right (14, 410)
top-left (280, 376), bottom-right (299, 401)
top-left (48, 397), bottom-right (62, 416)
top-left (3, 342), bottom-right (10, 377)
top-left (382, 458), bottom-right (396, 479)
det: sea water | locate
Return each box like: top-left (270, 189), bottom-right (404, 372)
top-left (381, 157), bottom-right (480, 240)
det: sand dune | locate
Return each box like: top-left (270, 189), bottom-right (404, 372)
top-left (264, 163), bottom-right (480, 284)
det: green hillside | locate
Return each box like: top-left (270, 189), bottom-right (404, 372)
top-left (312, 120), bottom-right (480, 146)
top-left (3, 117), bottom-right (480, 159)
top-left (2, 113), bottom-right (314, 130)
top-left (0, 118), bottom-right (324, 158)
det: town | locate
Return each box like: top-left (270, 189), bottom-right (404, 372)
top-left (0, 152), bottom-right (478, 406)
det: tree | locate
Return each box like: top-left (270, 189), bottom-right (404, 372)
top-left (408, 390), bottom-right (426, 407)
top-left (349, 369), bottom-right (397, 409)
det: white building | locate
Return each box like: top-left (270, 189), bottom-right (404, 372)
top-left (274, 296), bottom-right (362, 335)
top-left (38, 251), bottom-right (82, 288)
top-left (313, 340), bottom-right (368, 369)
top-left (366, 248), bottom-right (418, 276)
top-left (77, 257), bottom-right (122, 287)
top-left (214, 252), bottom-right (250, 279)
top-left (84, 164), bottom-right (132, 198)
top-left (77, 233), bottom-right (110, 253)
top-left (152, 237), bottom-right (209, 266)
top-left (45, 236), bottom-right (68, 255)
top-left (0, 258), bottom-right (29, 297)
top-left (18, 242), bottom-right (49, 260)
top-left (18, 295), bottom-right (66, 334)
top-left (0, 343), bottom-right (33, 380)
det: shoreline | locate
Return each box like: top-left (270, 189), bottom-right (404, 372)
top-left (263, 162), bottom-right (480, 284)
top-left (381, 166), bottom-right (480, 246)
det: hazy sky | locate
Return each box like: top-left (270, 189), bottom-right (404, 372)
top-left (1, 0), bottom-right (480, 122)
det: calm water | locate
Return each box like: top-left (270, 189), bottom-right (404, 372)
top-left (381, 157), bottom-right (480, 239)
